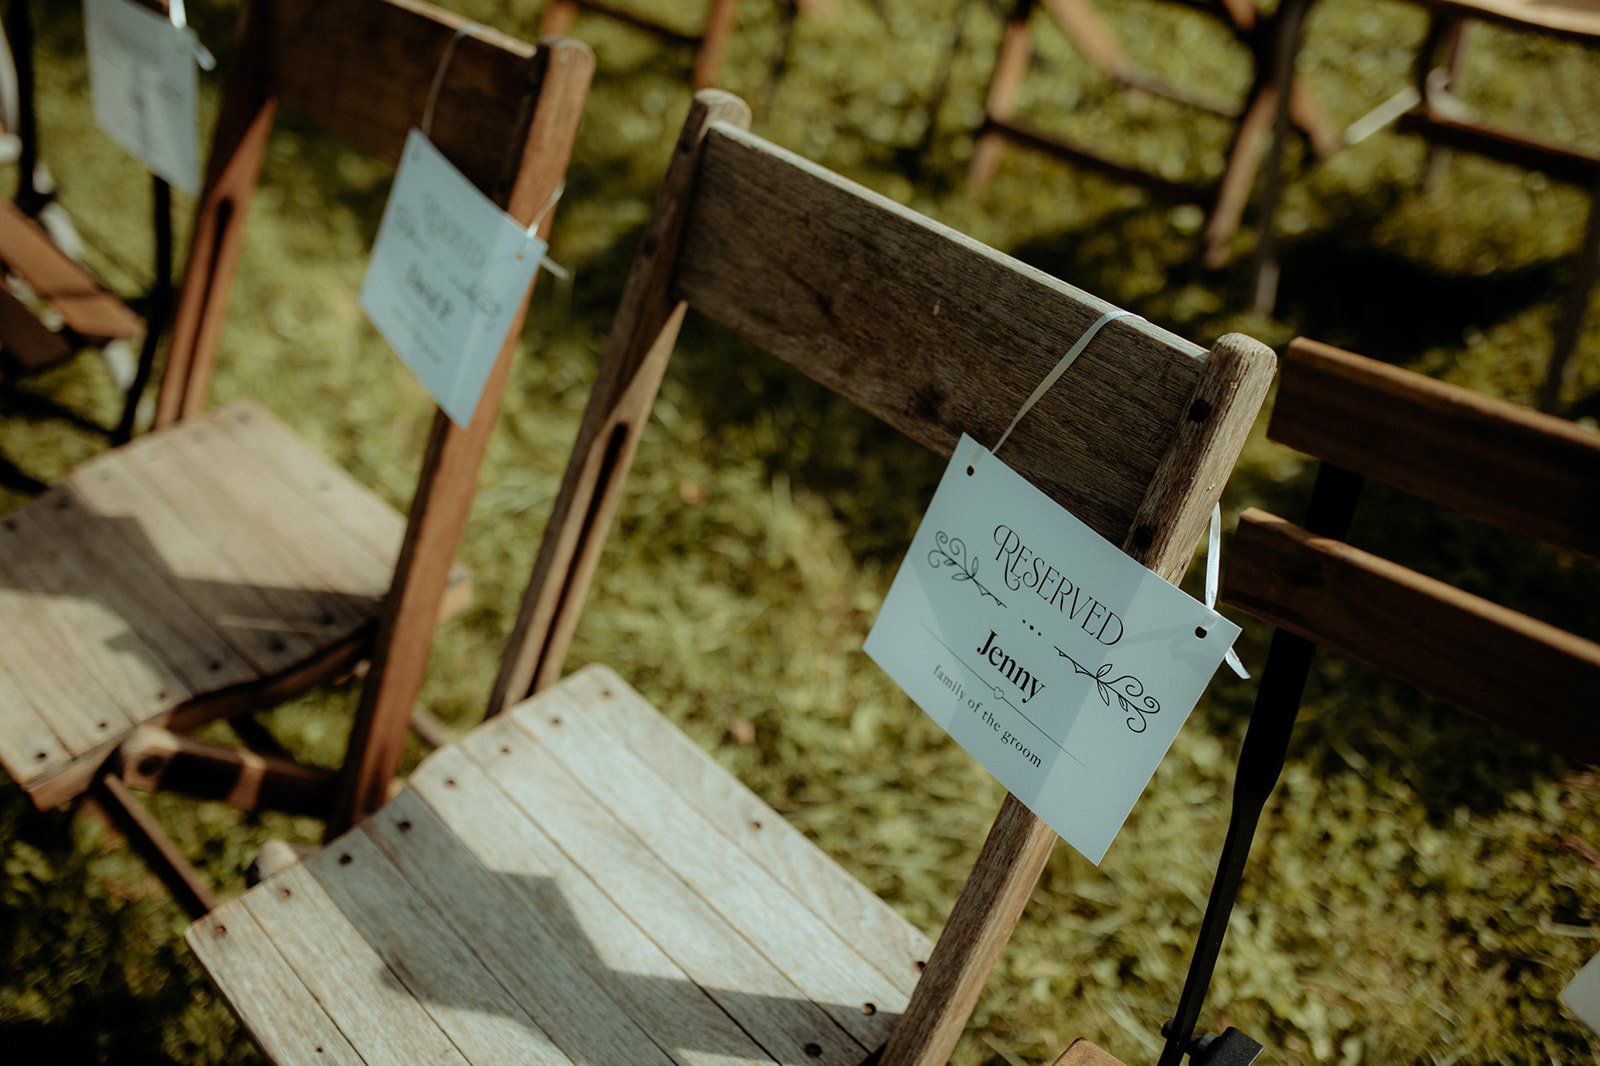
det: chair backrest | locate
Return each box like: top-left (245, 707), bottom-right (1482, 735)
top-left (483, 89), bottom-right (1276, 1063)
top-left (1226, 337), bottom-right (1600, 757)
top-left (142, 0), bottom-right (594, 832)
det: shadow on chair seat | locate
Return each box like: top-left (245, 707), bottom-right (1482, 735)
top-left (192, 664), bottom-right (930, 1066)
top-left (0, 399), bottom-right (467, 810)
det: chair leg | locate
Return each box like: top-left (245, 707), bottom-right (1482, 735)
top-left (692, 0), bottom-right (741, 90)
top-left (114, 176), bottom-right (174, 444)
top-left (969, 0), bottom-right (1035, 189)
top-left (540, 0), bottom-right (578, 37)
top-left (1247, 0), bottom-right (1313, 312)
top-left (1540, 183), bottom-right (1600, 412)
top-left (88, 774), bottom-right (217, 919)
top-left (1421, 15), bottom-right (1468, 192)
top-left (1199, 83), bottom-right (1277, 270)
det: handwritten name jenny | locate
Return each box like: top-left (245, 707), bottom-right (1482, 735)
top-left (992, 524), bottom-right (1124, 645)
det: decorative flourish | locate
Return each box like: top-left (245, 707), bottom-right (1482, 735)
top-left (1055, 647), bottom-right (1161, 733)
top-left (927, 530), bottom-right (1006, 607)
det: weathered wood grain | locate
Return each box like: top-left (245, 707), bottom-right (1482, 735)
top-left (455, 718), bottom-right (867, 1064)
top-left (18, 481), bottom-right (254, 693)
top-left (677, 125), bottom-right (1204, 542)
top-left (1225, 508), bottom-right (1600, 762)
top-left (1275, 338), bottom-right (1600, 558)
top-left (306, 830), bottom-right (576, 1065)
top-left (559, 665), bottom-right (932, 995)
top-left (188, 907), bottom-right (367, 1065)
top-left (882, 332), bottom-right (1274, 1066)
top-left (377, 767), bottom-right (723, 1065)
top-left (239, 861), bottom-right (472, 1066)
top-left (513, 683), bottom-right (903, 1050)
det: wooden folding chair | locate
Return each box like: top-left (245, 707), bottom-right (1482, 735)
top-left (540, 0), bottom-right (741, 88)
top-left (189, 88), bottom-right (1274, 1065)
top-left (965, 0), bottom-right (1342, 282)
top-left (0, 0), bottom-right (169, 449)
top-left (0, 0), bottom-right (592, 914)
top-left (1126, 337), bottom-right (1595, 1064)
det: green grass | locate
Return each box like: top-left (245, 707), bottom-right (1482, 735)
top-left (1, 0), bottom-right (1598, 1063)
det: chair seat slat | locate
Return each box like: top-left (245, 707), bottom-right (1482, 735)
top-left (564, 665), bottom-right (934, 996)
top-left (380, 764), bottom-right (754, 1066)
top-left (514, 674), bottom-right (907, 1050)
top-left (234, 861), bottom-right (473, 1066)
top-left (187, 908), bottom-right (368, 1066)
top-left (456, 716), bottom-right (870, 1063)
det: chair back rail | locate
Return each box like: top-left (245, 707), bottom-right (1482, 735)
top-left (489, 88), bottom-right (1276, 1066)
top-left (1275, 338), bottom-right (1600, 558)
top-left (1228, 508), bottom-right (1600, 761)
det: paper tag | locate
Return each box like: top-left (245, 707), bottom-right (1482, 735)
top-left (360, 129), bottom-right (544, 428)
top-left (864, 435), bottom-right (1241, 864)
top-left (82, 0), bottom-right (200, 193)
top-left (1563, 950), bottom-right (1600, 1033)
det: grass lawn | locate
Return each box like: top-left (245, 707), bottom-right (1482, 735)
top-left (1, 0), bottom-right (1598, 1062)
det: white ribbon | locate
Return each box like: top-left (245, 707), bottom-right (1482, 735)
top-left (1206, 503), bottom-right (1249, 679)
top-left (969, 308), bottom-right (1134, 474)
top-left (167, 0), bottom-right (215, 71)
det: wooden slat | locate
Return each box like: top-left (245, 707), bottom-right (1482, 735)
top-left (0, 535), bottom-right (131, 755)
top-left (559, 665), bottom-right (932, 995)
top-left (256, 0), bottom-right (541, 199)
top-left (1396, 107), bottom-right (1600, 187)
top-left (0, 202), bottom-right (141, 340)
top-left (0, 498), bottom-right (187, 723)
top-left (1051, 1039), bottom-right (1128, 1066)
top-left (305, 831), bottom-right (576, 1065)
top-left (17, 483), bottom-right (255, 694)
top-left (188, 908), bottom-right (368, 1066)
top-left (1422, 0), bottom-right (1600, 41)
top-left (117, 727), bottom-right (335, 816)
top-left (453, 720), bottom-right (866, 1065)
top-left (512, 683), bottom-right (905, 1050)
top-left (676, 124), bottom-right (1206, 541)
top-left (117, 424), bottom-right (377, 633)
top-left (211, 401), bottom-right (406, 566)
top-left (153, 413), bottom-right (394, 606)
top-left (0, 643), bottom-right (72, 795)
top-left (1225, 509), bottom-right (1600, 762)
top-left (100, 432), bottom-right (355, 668)
top-left (1275, 339), bottom-right (1600, 558)
top-left (237, 861), bottom-right (472, 1066)
top-left (0, 284), bottom-right (71, 374)
top-left (377, 768), bottom-right (739, 1065)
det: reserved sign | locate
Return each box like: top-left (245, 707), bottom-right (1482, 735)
top-left (865, 435), bottom-right (1241, 863)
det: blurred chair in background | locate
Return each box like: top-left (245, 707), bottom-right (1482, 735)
top-left (0, 0), bottom-right (173, 466)
top-left (0, 0), bottom-right (592, 918)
